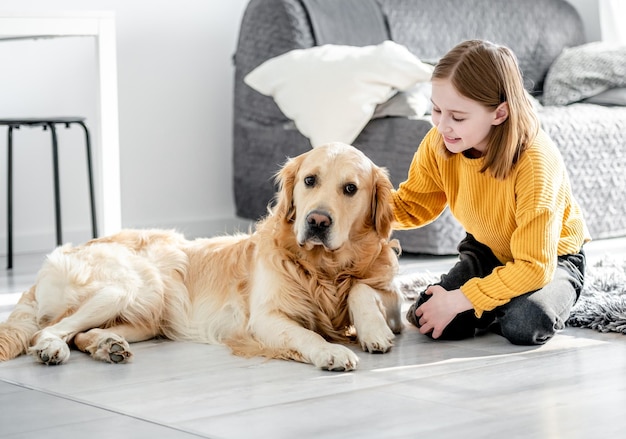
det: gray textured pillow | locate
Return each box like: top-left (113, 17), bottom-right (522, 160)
top-left (543, 42), bottom-right (626, 106)
top-left (582, 87), bottom-right (626, 106)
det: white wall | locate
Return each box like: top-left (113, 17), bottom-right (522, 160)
top-left (566, 0), bottom-right (602, 41)
top-left (0, 0), bottom-right (249, 256)
top-left (0, 36), bottom-right (99, 253)
top-left (0, 0), bottom-right (603, 257)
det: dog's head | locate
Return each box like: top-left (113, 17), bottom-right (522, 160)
top-left (273, 143), bottom-right (394, 251)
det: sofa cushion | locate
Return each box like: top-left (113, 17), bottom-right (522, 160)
top-left (372, 83), bottom-right (432, 119)
top-left (300, 0), bottom-right (388, 46)
top-left (543, 42), bottom-right (626, 105)
top-left (378, 0), bottom-right (585, 95)
top-left (244, 40), bottom-right (433, 146)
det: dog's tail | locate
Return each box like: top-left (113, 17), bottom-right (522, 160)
top-left (0, 286), bottom-right (39, 361)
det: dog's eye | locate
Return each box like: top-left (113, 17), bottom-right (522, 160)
top-left (304, 175), bottom-right (316, 187)
top-left (343, 183), bottom-right (358, 196)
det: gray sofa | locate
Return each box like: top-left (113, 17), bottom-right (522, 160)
top-left (233, 0), bottom-right (626, 254)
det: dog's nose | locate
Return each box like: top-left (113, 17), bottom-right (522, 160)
top-left (306, 210), bottom-right (332, 230)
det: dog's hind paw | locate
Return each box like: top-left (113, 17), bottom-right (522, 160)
top-left (29, 337), bottom-right (71, 365)
top-left (93, 336), bottom-right (132, 364)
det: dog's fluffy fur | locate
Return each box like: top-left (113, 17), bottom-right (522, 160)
top-left (0, 143), bottom-right (402, 371)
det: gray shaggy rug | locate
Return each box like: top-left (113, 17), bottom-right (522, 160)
top-left (396, 256), bottom-right (626, 335)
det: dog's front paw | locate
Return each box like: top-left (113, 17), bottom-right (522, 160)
top-left (357, 324), bottom-right (395, 353)
top-left (312, 344), bottom-right (359, 371)
top-left (29, 337), bottom-right (70, 365)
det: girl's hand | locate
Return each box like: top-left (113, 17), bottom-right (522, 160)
top-left (415, 285), bottom-right (473, 338)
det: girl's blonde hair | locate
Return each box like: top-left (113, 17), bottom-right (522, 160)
top-left (432, 39), bottom-right (539, 179)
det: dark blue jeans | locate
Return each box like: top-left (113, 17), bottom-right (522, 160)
top-left (406, 233), bottom-right (586, 345)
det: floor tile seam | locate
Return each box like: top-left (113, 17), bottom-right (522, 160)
top-left (0, 376), bottom-right (209, 438)
top-left (169, 377), bottom-right (490, 429)
top-left (166, 364), bottom-right (516, 423)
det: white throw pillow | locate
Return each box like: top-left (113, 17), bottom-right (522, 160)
top-left (244, 41), bottom-right (433, 146)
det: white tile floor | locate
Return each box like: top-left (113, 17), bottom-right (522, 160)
top-left (0, 235), bottom-right (625, 438)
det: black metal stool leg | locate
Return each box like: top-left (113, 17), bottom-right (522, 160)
top-left (76, 121), bottom-right (98, 239)
top-left (7, 125), bottom-right (14, 269)
top-left (48, 123), bottom-right (63, 246)
top-left (3, 117), bottom-right (93, 268)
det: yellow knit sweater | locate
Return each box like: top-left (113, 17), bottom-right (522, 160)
top-left (392, 127), bottom-right (591, 316)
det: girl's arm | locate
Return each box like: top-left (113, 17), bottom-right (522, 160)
top-left (392, 128), bottom-right (448, 229)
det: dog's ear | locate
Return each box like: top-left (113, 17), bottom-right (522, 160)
top-left (272, 155), bottom-right (302, 222)
top-left (371, 166), bottom-right (394, 238)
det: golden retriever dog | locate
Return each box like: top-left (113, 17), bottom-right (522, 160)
top-left (0, 143), bottom-right (402, 371)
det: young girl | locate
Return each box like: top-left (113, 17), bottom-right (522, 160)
top-left (393, 40), bottom-right (590, 345)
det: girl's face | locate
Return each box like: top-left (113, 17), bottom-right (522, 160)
top-left (431, 78), bottom-right (507, 156)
